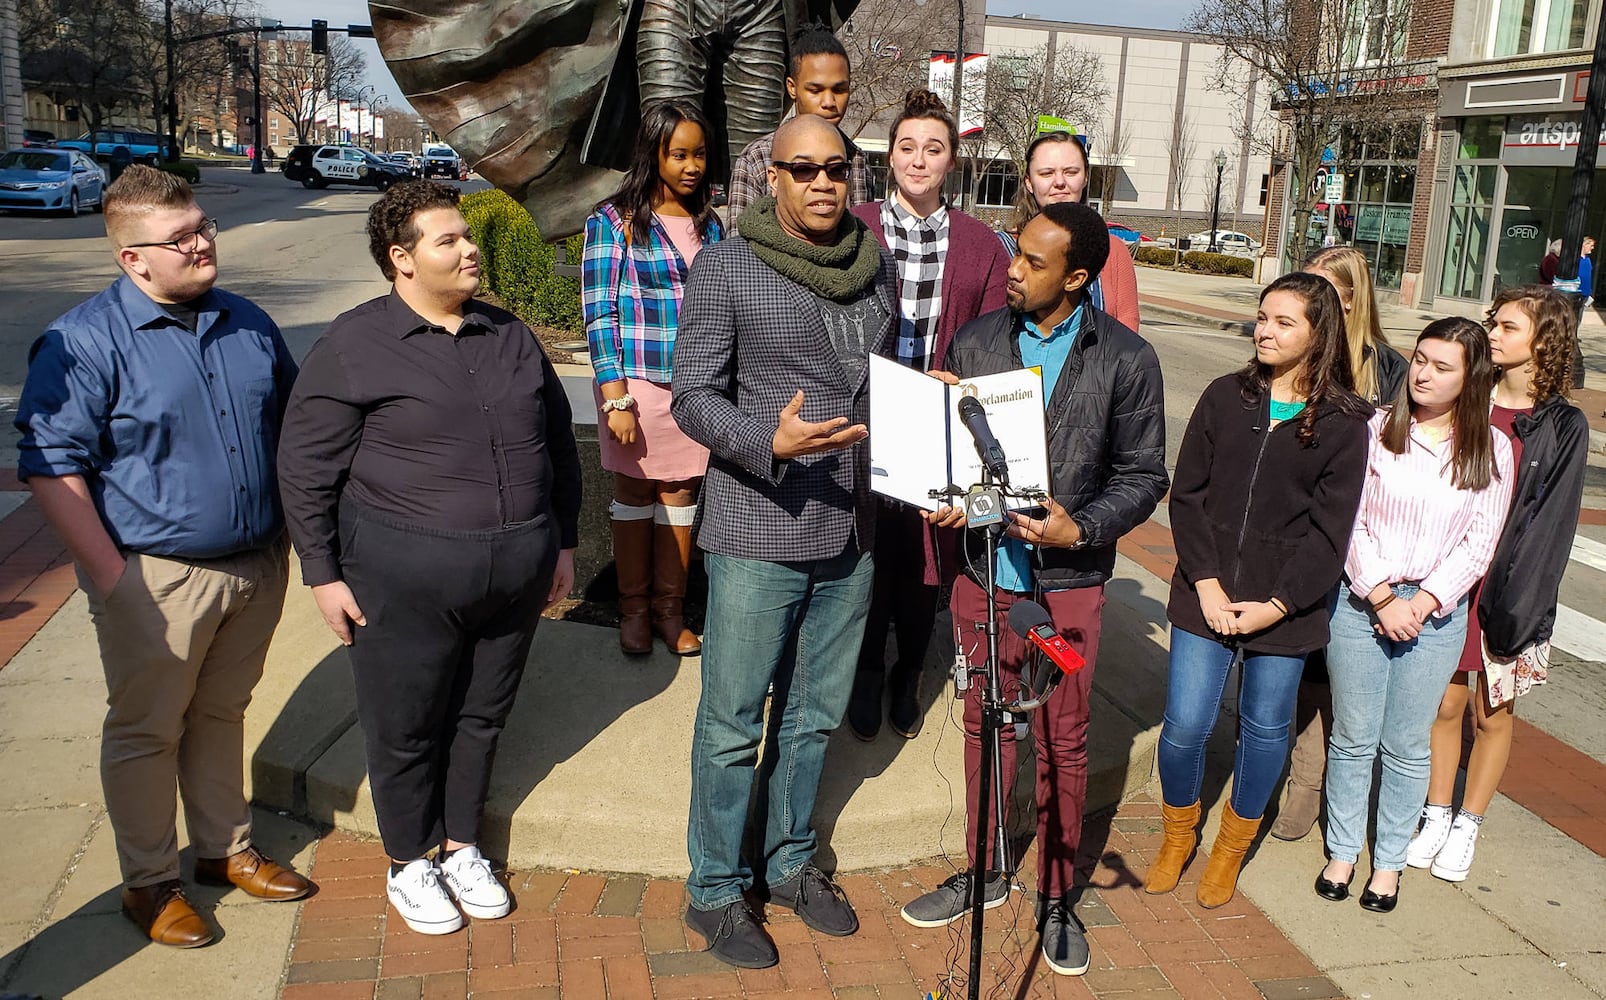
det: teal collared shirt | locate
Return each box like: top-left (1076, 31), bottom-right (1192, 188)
top-left (994, 303), bottom-right (1082, 593)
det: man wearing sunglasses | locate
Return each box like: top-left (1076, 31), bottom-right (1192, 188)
top-left (671, 114), bottom-right (897, 969)
top-left (16, 167), bottom-right (309, 948)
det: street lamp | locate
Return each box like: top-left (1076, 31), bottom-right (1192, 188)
top-left (1208, 149), bottom-right (1228, 254)
top-left (354, 84), bottom-right (377, 149)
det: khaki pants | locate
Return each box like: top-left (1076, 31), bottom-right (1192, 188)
top-left (80, 543), bottom-right (288, 888)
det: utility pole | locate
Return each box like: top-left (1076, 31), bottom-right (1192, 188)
top-left (1557, 1), bottom-right (1606, 288)
top-left (164, 0), bottom-right (177, 160)
top-left (250, 30), bottom-right (264, 173)
top-left (947, 0), bottom-right (967, 211)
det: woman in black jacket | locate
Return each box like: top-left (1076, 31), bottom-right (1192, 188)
top-left (1144, 272), bottom-right (1372, 908)
top-left (1410, 285), bottom-right (1588, 882)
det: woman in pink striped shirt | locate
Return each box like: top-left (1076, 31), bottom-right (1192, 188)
top-left (1316, 317), bottom-right (1515, 914)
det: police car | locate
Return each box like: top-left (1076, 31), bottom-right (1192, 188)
top-left (282, 144), bottom-right (411, 191)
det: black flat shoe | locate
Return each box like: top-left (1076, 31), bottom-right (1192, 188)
top-left (1359, 879), bottom-right (1400, 913)
top-left (1314, 869), bottom-right (1353, 901)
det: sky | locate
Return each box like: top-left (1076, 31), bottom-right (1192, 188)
top-left (258, 0), bottom-right (1195, 115)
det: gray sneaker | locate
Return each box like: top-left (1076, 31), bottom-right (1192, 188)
top-left (1040, 895), bottom-right (1090, 976)
top-left (899, 870), bottom-right (1009, 928)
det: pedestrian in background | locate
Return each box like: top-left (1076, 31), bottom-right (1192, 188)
top-left (583, 100), bottom-right (722, 657)
top-left (1271, 245), bottom-right (1409, 842)
top-left (16, 166), bottom-right (311, 948)
top-left (997, 130), bottom-right (1140, 333)
top-left (278, 180), bottom-right (580, 936)
top-left (1146, 272), bottom-right (1370, 908)
top-left (1412, 286), bottom-right (1587, 882)
top-left (1318, 317), bottom-right (1514, 914)
top-left (845, 87), bottom-right (1008, 741)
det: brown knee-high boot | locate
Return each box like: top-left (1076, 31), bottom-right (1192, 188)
top-left (1197, 803), bottom-right (1262, 908)
top-left (1144, 800), bottom-right (1201, 894)
top-left (611, 505), bottom-right (655, 655)
top-left (1271, 679), bottom-right (1329, 841)
top-left (652, 510), bottom-right (701, 655)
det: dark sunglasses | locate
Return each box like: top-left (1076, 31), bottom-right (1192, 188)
top-left (772, 160), bottom-right (851, 184)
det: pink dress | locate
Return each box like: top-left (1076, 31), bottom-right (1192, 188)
top-left (595, 213), bottom-right (711, 481)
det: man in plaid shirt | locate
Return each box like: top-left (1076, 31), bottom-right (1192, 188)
top-left (725, 27), bottom-right (870, 235)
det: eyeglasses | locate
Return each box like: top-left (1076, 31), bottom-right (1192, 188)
top-left (125, 218), bottom-right (219, 254)
top-left (772, 160), bottom-right (852, 184)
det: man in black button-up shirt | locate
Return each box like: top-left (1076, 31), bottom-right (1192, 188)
top-left (278, 181), bottom-right (581, 935)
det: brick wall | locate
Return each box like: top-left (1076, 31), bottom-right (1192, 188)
top-left (1406, 0), bottom-right (1454, 60)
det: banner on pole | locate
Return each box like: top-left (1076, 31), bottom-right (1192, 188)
top-left (928, 52), bottom-right (990, 136)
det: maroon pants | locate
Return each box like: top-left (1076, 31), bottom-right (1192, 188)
top-left (952, 575), bottom-right (1104, 900)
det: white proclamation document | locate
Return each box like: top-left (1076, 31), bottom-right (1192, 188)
top-left (868, 355), bottom-right (1051, 512)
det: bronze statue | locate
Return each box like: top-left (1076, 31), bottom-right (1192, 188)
top-left (370, 0), bottom-right (856, 239)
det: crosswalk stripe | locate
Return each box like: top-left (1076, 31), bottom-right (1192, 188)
top-left (1570, 535), bottom-right (1606, 575)
top-left (1551, 603), bottom-right (1604, 661)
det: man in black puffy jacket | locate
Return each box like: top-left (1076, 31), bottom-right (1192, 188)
top-left (898, 201), bottom-right (1168, 978)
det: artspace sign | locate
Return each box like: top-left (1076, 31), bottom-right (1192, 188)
top-left (1503, 115), bottom-right (1606, 165)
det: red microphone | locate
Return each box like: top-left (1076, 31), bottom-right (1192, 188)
top-left (1007, 600), bottom-right (1085, 675)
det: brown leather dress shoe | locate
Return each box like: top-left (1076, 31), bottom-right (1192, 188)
top-left (194, 846), bottom-right (315, 901)
top-left (122, 881), bottom-right (215, 948)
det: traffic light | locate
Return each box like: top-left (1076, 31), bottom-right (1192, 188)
top-left (347, 24), bottom-right (374, 38)
top-left (311, 19), bottom-right (327, 54)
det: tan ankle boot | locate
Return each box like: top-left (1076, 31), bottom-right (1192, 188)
top-left (1271, 680), bottom-right (1329, 841)
top-left (611, 511), bottom-right (654, 655)
top-left (1144, 800), bottom-right (1201, 894)
top-left (1197, 803), bottom-right (1262, 908)
top-left (651, 518), bottom-right (701, 655)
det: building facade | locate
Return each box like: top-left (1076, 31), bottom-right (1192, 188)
top-left (1422, 0), bottom-right (1605, 306)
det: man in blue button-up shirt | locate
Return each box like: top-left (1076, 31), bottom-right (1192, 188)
top-left (15, 167), bottom-right (312, 948)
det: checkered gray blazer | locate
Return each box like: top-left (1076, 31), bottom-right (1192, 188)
top-left (671, 237), bottom-right (898, 562)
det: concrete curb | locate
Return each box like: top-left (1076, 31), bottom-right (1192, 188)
top-left (1139, 299), bottom-right (1253, 336)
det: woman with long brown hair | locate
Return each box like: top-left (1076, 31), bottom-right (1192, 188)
top-left (1144, 272), bottom-right (1370, 909)
top-left (1408, 286), bottom-right (1588, 882)
top-left (1318, 317), bottom-right (1515, 913)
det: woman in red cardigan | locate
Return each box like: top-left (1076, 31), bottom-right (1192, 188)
top-left (846, 88), bottom-right (1009, 740)
top-left (999, 131), bottom-right (1141, 333)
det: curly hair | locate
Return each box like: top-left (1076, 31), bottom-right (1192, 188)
top-left (1238, 271), bottom-right (1369, 447)
top-left (367, 180), bottom-right (462, 281)
top-left (1484, 284), bottom-right (1577, 402)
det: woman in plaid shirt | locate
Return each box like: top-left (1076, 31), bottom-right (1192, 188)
top-left (583, 100), bottom-right (724, 656)
top-left (846, 89), bottom-right (1009, 740)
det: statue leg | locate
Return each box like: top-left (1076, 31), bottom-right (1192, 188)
top-left (720, 0), bottom-right (787, 167)
top-left (638, 0), bottom-right (710, 107)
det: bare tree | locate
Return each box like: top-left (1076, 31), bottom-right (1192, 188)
top-left (972, 41), bottom-right (1109, 189)
top-left (1188, 0), bottom-right (1424, 265)
top-left (1165, 113), bottom-right (1198, 246)
top-left (1096, 111), bottom-right (1132, 212)
top-left (258, 32), bottom-right (365, 144)
top-left (119, 0), bottom-right (252, 152)
top-left (379, 107), bottom-right (420, 151)
top-left (837, 0), bottom-right (961, 142)
top-left (17, 0), bottom-right (146, 133)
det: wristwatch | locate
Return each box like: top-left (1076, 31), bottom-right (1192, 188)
top-left (599, 394), bottom-right (636, 413)
top-left (1067, 517), bottom-right (1090, 550)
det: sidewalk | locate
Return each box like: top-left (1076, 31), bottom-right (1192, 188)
top-left (3, 473), bottom-right (1603, 998)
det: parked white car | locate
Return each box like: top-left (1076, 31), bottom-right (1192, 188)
top-left (1187, 230), bottom-right (1262, 257)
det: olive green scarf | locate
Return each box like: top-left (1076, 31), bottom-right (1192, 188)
top-left (736, 196), bottom-right (881, 303)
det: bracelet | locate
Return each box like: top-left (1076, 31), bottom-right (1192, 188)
top-left (1371, 593), bottom-right (1397, 612)
top-left (1269, 597), bottom-right (1289, 618)
top-left (599, 393), bottom-right (636, 413)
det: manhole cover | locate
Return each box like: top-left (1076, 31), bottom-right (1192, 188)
top-left (554, 340), bottom-right (588, 352)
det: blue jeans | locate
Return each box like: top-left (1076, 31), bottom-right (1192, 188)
top-left (1324, 582), bottom-right (1468, 871)
top-left (1157, 626), bottom-right (1306, 817)
top-left (686, 546), bottom-right (874, 910)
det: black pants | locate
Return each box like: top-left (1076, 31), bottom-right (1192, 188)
top-left (340, 503), bottom-right (557, 861)
top-left (854, 504), bottom-right (939, 696)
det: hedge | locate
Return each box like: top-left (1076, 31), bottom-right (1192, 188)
top-left (459, 189), bottom-right (584, 336)
top-left (157, 160), bottom-right (201, 184)
top-left (1135, 246), bottom-right (1179, 267)
top-left (1180, 250), bottom-right (1254, 277)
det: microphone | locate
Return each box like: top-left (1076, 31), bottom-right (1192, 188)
top-left (957, 395), bottom-right (1010, 485)
top-left (1007, 600), bottom-right (1085, 677)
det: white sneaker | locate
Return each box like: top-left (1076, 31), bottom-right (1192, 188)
top-left (387, 859), bottom-right (463, 935)
top-left (1430, 814), bottom-right (1480, 882)
top-left (1406, 806), bottom-right (1454, 869)
top-left (439, 846), bottom-right (511, 919)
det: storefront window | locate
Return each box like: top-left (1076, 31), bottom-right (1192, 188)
top-left (1316, 124), bottom-right (1420, 289)
top-left (1458, 117), bottom-right (1504, 160)
top-left (975, 160), bottom-right (1019, 208)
